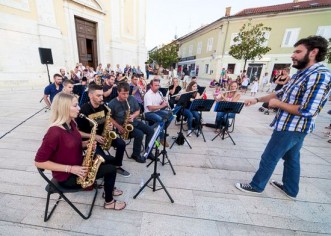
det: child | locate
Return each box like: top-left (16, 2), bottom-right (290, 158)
top-left (250, 77), bottom-right (259, 96)
top-left (213, 84), bottom-right (221, 99)
top-left (209, 78), bottom-right (219, 88)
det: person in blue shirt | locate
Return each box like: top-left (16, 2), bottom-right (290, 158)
top-left (43, 73), bottom-right (63, 108)
top-left (236, 36), bottom-right (331, 200)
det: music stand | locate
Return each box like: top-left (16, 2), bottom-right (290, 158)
top-left (133, 123), bottom-right (174, 203)
top-left (170, 91), bottom-right (195, 149)
top-left (147, 109), bottom-right (177, 175)
top-left (159, 88), bottom-right (168, 97)
top-left (212, 101), bottom-right (244, 145)
top-left (197, 86), bottom-right (206, 95)
top-left (189, 99), bottom-right (215, 142)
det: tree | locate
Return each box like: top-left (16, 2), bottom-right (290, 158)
top-left (148, 42), bottom-right (179, 69)
top-left (229, 21), bottom-right (272, 71)
top-left (327, 38), bottom-right (331, 63)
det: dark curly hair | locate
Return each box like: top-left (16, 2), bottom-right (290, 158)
top-left (294, 35), bottom-right (328, 62)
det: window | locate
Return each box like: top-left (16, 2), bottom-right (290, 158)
top-left (205, 64), bottom-right (209, 74)
top-left (317, 26), bottom-right (331, 40)
top-left (281, 28), bottom-right (300, 47)
top-left (181, 47), bottom-right (186, 57)
top-left (188, 44), bottom-right (193, 56)
top-left (197, 41), bottom-right (202, 54)
top-left (230, 33), bottom-right (239, 46)
top-left (206, 38), bottom-right (213, 52)
top-left (227, 64), bottom-right (235, 74)
top-left (261, 31), bottom-right (270, 47)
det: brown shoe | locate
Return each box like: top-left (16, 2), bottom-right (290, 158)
top-left (160, 139), bottom-right (169, 147)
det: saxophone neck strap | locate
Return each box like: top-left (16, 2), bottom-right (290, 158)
top-left (62, 122), bottom-right (72, 133)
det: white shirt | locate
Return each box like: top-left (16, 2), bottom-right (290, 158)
top-left (262, 75), bottom-right (269, 84)
top-left (144, 89), bottom-right (163, 113)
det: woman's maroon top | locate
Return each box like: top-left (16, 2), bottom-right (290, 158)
top-left (35, 121), bottom-right (83, 181)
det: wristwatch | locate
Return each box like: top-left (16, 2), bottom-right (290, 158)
top-left (255, 98), bottom-right (259, 103)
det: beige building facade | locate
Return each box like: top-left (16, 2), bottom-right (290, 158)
top-left (0, 0), bottom-right (147, 88)
top-left (177, 0), bottom-right (331, 82)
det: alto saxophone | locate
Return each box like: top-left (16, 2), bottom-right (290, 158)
top-left (101, 104), bottom-right (117, 150)
top-left (77, 114), bottom-right (105, 188)
top-left (121, 99), bottom-right (134, 140)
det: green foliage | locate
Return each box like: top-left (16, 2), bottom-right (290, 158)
top-left (229, 21), bottom-right (272, 70)
top-left (327, 38), bottom-right (331, 64)
top-left (148, 43), bottom-right (179, 68)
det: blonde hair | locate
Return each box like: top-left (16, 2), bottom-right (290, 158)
top-left (50, 92), bottom-right (76, 127)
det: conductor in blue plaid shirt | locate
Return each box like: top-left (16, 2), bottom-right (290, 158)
top-left (236, 36), bottom-right (331, 199)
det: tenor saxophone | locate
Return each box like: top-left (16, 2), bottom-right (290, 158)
top-left (101, 104), bottom-right (117, 150)
top-left (77, 114), bottom-right (105, 188)
top-left (121, 99), bottom-right (134, 140)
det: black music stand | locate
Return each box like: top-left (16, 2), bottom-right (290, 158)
top-left (212, 102), bottom-right (244, 145)
top-left (133, 123), bottom-right (174, 203)
top-left (189, 99), bottom-right (214, 142)
top-left (197, 86), bottom-right (206, 95)
top-left (147, 109), bottom-right (177, 175)
top-left (170, 91), bottom-right (195, 149)
top-left (159, 88), bottom-right (168, 97)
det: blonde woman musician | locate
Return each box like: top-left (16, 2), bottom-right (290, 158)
top-left (214, 81), bottom-right (241, 133)
top-left (35, 92), bottom-right (126, 210)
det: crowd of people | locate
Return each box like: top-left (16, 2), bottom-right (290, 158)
top-left (36, 36), bottom-right (330, 214)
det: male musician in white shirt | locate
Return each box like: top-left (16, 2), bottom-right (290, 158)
top-left (144, 79), bottom-right (172, 147)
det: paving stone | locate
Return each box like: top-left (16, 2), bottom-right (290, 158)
top-left (0, 84), bottom-right (330, 235)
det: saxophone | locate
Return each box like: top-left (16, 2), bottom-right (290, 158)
top-left (121, 99), bottom-right (134, 140)
top-left (100, 104), bottom-right (117, 150)
top-left (77, 114), bottom-right (105, 188)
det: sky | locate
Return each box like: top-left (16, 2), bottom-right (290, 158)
top-left (146, 0), bottom-right (292, 50)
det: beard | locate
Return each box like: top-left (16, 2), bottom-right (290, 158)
top-left (292, 51), bottom-right (310, 70)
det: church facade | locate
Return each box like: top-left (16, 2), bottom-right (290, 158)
top-left (0, 0), bottom-right (147, 88)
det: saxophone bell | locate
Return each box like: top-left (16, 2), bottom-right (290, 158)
top-left (101, 105), bottom-right (117, 150)
top-left (121, 99), bottom-right (134, 140)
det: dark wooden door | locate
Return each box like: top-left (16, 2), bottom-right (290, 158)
top-left (75, 17), bottom-right (98, 69)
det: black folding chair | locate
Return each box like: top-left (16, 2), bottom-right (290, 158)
top-left (37, 168), bottom-right (98, 222)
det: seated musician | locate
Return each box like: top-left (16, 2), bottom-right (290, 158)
top-left (62, 79), bottom-right (74, 94)
top-left (103, 74), bottom-right (118, 104)
top-left (76, 84), bottom-right (130, 177)
top-left (168, 78), bottom-right (182, 109)
top-left (43, 73), bottom-right (63, 108)
top-left (169, 78), bottom-right (182, 124)
top-left (214, 81), bottom-right (241, 133)
top-left (130, 74), bottom-right (145, 112)
top-left (178, 81), bottom-right (202, 136)
top-left (73, 76), bottom-right (87, 99)
top-left (35, 93), bottom-right (126, 210)
top-left (144, 79), bottom-right (173, 147)
top-left (108, 82), bottom-right (154, 163)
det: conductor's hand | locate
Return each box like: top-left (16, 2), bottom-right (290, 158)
top-left (268, 98), bottom-right (281, 108)
top-left (244, 98), bottom-right (258, 106)
top-left (71, 165), bottom-right (88, 178)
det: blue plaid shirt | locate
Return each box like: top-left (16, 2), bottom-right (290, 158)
top-left (271, 62), bottom-right (331, 133)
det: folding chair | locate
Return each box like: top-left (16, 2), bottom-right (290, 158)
top-left (37, 168), bottom-right (98, 222)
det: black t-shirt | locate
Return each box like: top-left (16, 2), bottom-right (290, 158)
top-left (76, 102), bottom-right (107, 136)
top-left (169, 85), bottom-right (181, 96)
top-left (103, 84), bottom-right (118, 103)
top-left (107, 95), bottom-right (140, 126)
